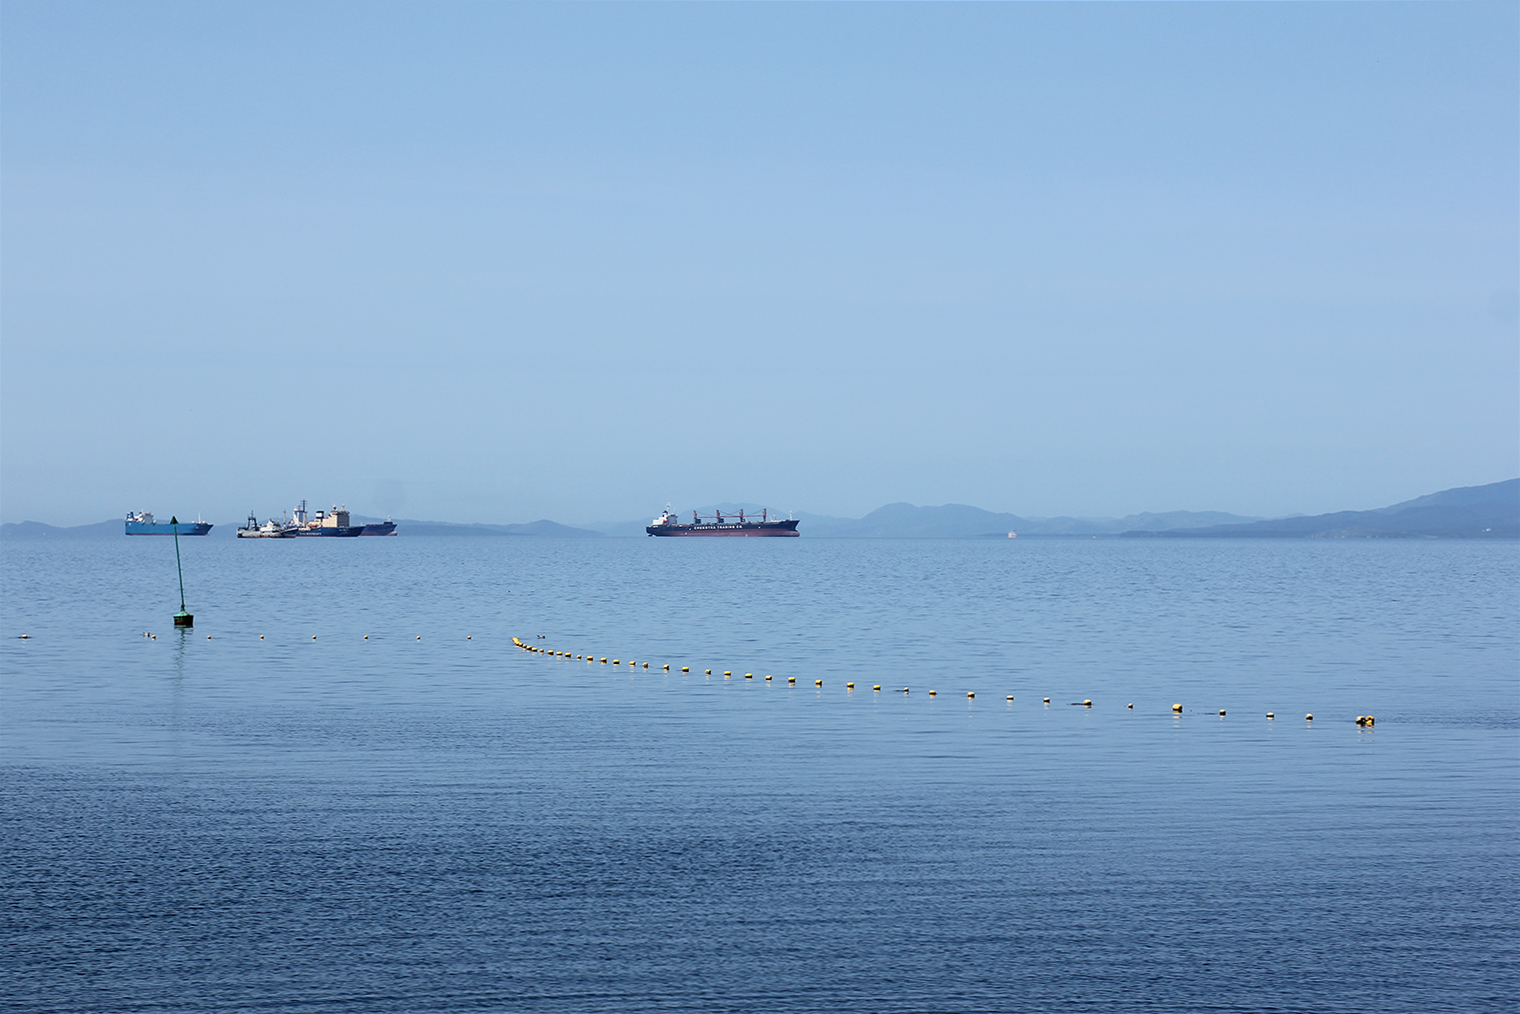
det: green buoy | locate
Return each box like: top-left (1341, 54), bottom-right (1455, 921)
top-left (170, 516), bottom-right (193, 627)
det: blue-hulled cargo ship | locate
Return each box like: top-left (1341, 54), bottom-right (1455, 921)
top-left (235, 501), bottom-right (389, 539)
top-left (125, 512), bottom-right (213, 536)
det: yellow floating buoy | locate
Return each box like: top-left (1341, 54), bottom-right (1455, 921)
top-left (873, 685), bottom-right (882, 692)
top-left (416, 635), bottom-right (421, 640)
top-left (467, 636), bottom-right (472, 640)
top-left (663, 664), bottom-right (670, 671)
top-left (723, 671), bottom-right (731, 677)
top-left (788, 676), bottom-right (796, 683)
top-left (1126, 703), bottom-right (1132, 709)
top-left (1172, 703), bottom-right (1183, 712)
top-left (1006, 695), bottom-right (1014, 701)
top-left (1365, 715), bottom-right (1375, 726)
top-left (1305, 714), bottom-right (1314, 721)
top-left (1219, 709), bottom-right (1226, 716)
top-left (815, 679), bottom-right (823, 686)
top-left (846, 682), bottom-right (855, 689)
top-left (928, 690), bottom-right (936, 696)
top-left (1266, 712), bottom-right (1275, 719)
top-left (207, 635), bottom-right (212, 639)
top-left (682, 667), bottom-right (689, 672)
top-left (705, 669), bottom-right (712, 675)
top-left (601, 657), bottom-right (608, 664)
top-left (745, 673), bottom-right (753, 679)
top-left (613, 659), bottom-right (620, 665)
top-left (1043, 697), bottom-right (1051, 704)
top-left (765, 674), bottom-right (773, 680)
top-left (261, 635), bottom-right (265, 639)
top-left (313, 635), bottom-right (317, 640)
top-left (643, 662), bottom-right (648, 669)
top-left (967, 692), bottom-right (975, 698)
top-left (900, 687), bottom-right (909, 693)
top-left (1083, 700), bottom-right (1092, 707)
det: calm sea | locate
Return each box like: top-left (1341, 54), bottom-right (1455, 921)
top-left (3, 536), bottom-right (1516, 1013)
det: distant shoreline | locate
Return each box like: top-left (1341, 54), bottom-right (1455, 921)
top-left (5, 479), bottom-right (1515, 541)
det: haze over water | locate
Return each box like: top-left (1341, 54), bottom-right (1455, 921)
top-left (3, 536), bottom-right (1515, 1012)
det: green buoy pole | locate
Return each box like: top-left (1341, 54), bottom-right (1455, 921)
top-left (171, 516), bottom-right (193, 627)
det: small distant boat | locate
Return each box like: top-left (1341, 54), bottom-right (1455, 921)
top-left (646, 506), bottom-right (799, 537)
top-left (237, 512), bottom-right (298, 539)
top-left (125, 512), bottom-right (213, 536)
top-left (360, 519), bottom-right (397, 536)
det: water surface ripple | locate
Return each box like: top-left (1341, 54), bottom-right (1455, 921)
top-left (3, 537), bottom-right (1516, 1012)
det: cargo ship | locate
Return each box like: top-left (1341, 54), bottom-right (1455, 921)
top-left (646, 507), bottom-right (799, 537)
top-left (292, 501), bottom-right (364, 537)
top-left (125, 512), bottom-right (213, 536)
top-left (236, 501), bottom-right (389, 538)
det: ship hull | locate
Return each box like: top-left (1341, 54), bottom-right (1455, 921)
top-left (296, 527), bottom-right (365, 537)
top-left (647, 520), bottom-right (799, 537)
top-left (125, 521), bottom-right (213, 536)
top-left (360, 522), bottom-right (398, 536)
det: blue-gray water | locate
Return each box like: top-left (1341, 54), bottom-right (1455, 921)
top-left (3, 536), bottom-right (1516, 1013)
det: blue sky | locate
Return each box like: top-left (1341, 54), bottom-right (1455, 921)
top-left (3, 2), bottom-right (1515, 526)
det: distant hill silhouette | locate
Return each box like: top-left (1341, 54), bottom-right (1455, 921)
top-left (380, 518), bottom-right (603, 538)
top-left (7, 481), bottom-right (1514, 540)
top-left (588, 503), bottom-right (1263, 538)
top-left (1120, 479), bottom-right (1518, 539)
top-left (747, 504), bottom-right (1261, 538)
top-left (0, 519), bottom-right (132, 539)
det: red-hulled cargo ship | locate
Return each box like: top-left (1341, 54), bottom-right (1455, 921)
top-left (646, 507), bottom-right (799, 537)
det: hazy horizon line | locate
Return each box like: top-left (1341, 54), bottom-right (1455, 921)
top-left (6, 476), bottom-right (1516, 532)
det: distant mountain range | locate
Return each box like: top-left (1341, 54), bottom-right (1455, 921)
top-left (4, 480), bottom-right (1515, 540)
top-left (1, 519), bottom-right (124, 539)
top-left (582, 504), bottom-right (1265, 538)
top-left (793, 504), bottom-right (1265, 538)
top-left (1120, 479), bottom-right (1518, 539)
top-left (355, 517), bottom-right (603, 538)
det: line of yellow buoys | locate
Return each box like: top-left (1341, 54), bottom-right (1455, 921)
top-left (120, 632), bottom-right (1361, 725)
top-left (509, 636), bottom-right (1354, 724)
